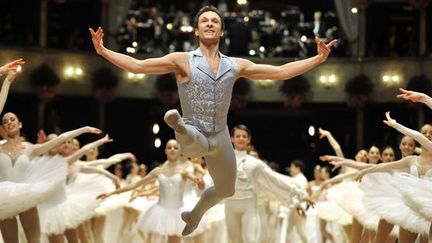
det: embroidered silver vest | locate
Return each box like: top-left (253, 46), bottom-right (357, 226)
top-left (178, 48), bottom-right (238, 133)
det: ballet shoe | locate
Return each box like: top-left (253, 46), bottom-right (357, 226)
top-left (181, 211), bottom-right (198, 236)
top-left (164, 109), bottom-right (186, 134)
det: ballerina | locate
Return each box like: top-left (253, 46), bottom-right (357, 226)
top-left (37, 134), bottom-right (120, 243)
top-left (98, 139), bottom-right (205, 243)
top-left (323, 112), bottom-right (432, 243)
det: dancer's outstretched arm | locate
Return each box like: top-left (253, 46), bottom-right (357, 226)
top-left (29, 126), bottom-right (102, 158)
top-left (320, 155), bottom-right (372, 170)
top-left (236, 37), bottom-right (336, 81)
top-left (397, 88), bottom-right (432, 109)
top-left (356, 156), bottom-right (413, 181)
top-left (319, 128), bottom-right (345, 158)
top-left (86, 153), bottom-right (136, 169)
top-left (97, 167), bottom-right (160, 199)
top-left (130, 183), bottom-right (159, 202)
top-left (66, 134), bottom-right (112, 164)
top-left (0, 70), bottom-right (20, 114)
top-left (320, 171), bottom-right (358, 190)
top-left (80, 165), bottom-right (121, 188)
top-left (181, 169), bottom-right (205, 190)
top-left (89, 27), bottom-right (184, 74)
top-left (384, 111), bottom-right (432, 152)
top-left (0, 59), bottom-right (25, 77)
top-left (244, 157), bottom-right (313, 207)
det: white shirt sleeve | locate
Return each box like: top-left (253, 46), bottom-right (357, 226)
top-left (243, 156), bottom-right (307, 206)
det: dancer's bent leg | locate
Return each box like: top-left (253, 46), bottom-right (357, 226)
top-left (181, 127), bottom-right (236, 235)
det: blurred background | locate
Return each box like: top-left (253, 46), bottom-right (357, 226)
top-left (1, 0), bottom-right (431, 178)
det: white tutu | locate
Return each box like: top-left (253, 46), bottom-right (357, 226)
top-left (38, 173), bottom-right (107, 234)
top-left (315, 201), bottom-right (352, 226)
top-left (360, 173), bottom-right (429, 235)
top-left (315, 186), bottom-right (352, 226)
top-left (330, 181), bottom-right (380, 231)
top-left (127, 195), bottom-right (157, 213)
top-left (136, 173), bottom-right (207, 237)
top-left (0, 154), bottom-right (67, 220)
top-left (393, 173), bottom-right (432, 222)
top-left (93, 175), bottom-right (120, 216)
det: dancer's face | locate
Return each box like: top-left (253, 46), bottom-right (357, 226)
top-left (195, 11), bottom-right (224, 43)
top-left (367, 146), bottom-right (381, 164)
top-left (289, 163), bottom-right (300, 176)
top-left (130, 163), bottom-right (139, 175)
top-left (313, 169), bottom-right (321, 180)
top-left (355, 149), bottom-right (368, 162)
top-left (381, 148), bottom-right (395, 163)
top-left (165, 140), bottom-right (181, 162)
top-left (320, 168), bottom-right (330, 180)
top-left (86, 147), bottom-right (98, 160)
top-left (139, 165), bottom-right (148, 177)
top-left (399, 136), bottom-right (416, 157)
top-left (59, 139), bottom-right (75, 156)
top-left (72, 139), bottom-right (80, 153)
top-left (47, 133), bottom-right (59, 155)
top-left (231, 129), bottom-right (250, 151)
top-left (2, 112), bottom-right (21, 137)
top-left (114, 166), bottom-right (123, 178)
top-left (421, 124), bottom-right (432, 142)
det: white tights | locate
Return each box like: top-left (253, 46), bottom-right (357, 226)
top-left (175, 125), bottom-right (236, 226)
top-left (225, 197), bottom-right (260, 243)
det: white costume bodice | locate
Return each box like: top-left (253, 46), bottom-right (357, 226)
top-left (410, 157), bottom-right (432, 178)
top-left (157, 173), bottom-right (185, 209)
top-left (0, 153), bottom-right (31, 182)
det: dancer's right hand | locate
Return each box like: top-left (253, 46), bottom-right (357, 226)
top-left (97, 192), bottom-right (113, 200)
top-left (89, 27), bottom-right (105, 55)
top-left (0, 59), bottom-right (25, 75)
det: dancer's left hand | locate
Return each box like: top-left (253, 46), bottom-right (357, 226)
top-left (303, 196), bottom-right (315, 208)
top-left (354, 171), bottom-right (365, 182)
top-left (97, 192), bottom-right (113, 200)
top-left (196, 178), bottom-right (205, 190)
top-left (320, 155), bottom-right (344, 162)
top-left (316, 37), bottom-right (337, 63)
top-left (397, 88), bottom-right (427, 103)
top-left (0, 59), bottom-right (25, 75)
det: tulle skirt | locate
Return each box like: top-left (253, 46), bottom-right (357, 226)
top-left (38, 173), bottom-right (107, 235)
top-left (360, 173), bottom-right (429, 235)
top-left (136, 201), bottom-right (207, 237)
top-left (315, 186), bottom-right (353, 226)
top-left (330, 181), bottom-right (380, 231)
top-left (395, 173), bottom-right (432, 222)
top-left (0, 155), bottom-right (67, 220)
